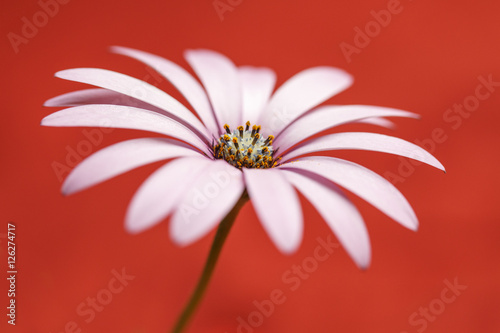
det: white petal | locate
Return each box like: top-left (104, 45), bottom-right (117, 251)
top-left (125, 156), bottom-right (211, 233)
top-left (41, 104), bottom-right (211, 155)
top-left (278, 156), bottom-right (418, 231)
top-left (356, 117), bottom-right (396, 129)
top-left (259, 67), bottom-right (353, 136)
top-left (55, 68), bottom-right (209, 140)
top-left (184, 49), bottom-right (242, 130)
top-left (282, 169), bottom-right (371, 269)
top-left (282, 132), bottom-right (446, 172)
top-left (110, 46), bottom-right (220, 136)
top-left (274, 105), bottom-right (419, 154)
top-left (243, 168), bottom-right (303, 254)
top-left (169, 161), bottom-right (244, 246)
top-left (62, 138), bottom-right (201, 195)
top-left (238, 66), bottom-right (276, 125)
top-left (44, 88), bottom-right (166, 114)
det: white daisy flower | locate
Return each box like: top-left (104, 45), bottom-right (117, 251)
top-left (43, 46), bottom-right (445, 269)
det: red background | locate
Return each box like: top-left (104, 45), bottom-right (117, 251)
top-left (1, 0), bottom-right (500, 332)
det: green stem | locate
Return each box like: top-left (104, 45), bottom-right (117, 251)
top-left (171, 191), bottom-right (249, 333)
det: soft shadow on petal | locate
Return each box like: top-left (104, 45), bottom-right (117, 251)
top-left (55, 68), bottom-right (210, 141)
top-left (259, 67), bottom-right (353, 136)
top-left (111, 46), bottom-right (220, 137)
top-left (243, 168), bottom-right (303, 254)
top-left (282, 169), bottom-right (371, 269)
top-left (274, 105), bottom-right (419, 154)
top-left (185, 49), bottom-right (242, 129)
top-left (282, 132), bottom-right (446, 172)
top-left (169, 161), bottom-right (245, 246)
top-left (125, 156), bottom-right (211, 234)
top-left (238, 66), bottom-right (276, 125)
top-left (278, 156), bottom-right (419, 231)
top-left (41, 104), bottom-right (211, 155)
top-left (62, 138), bottom-right (202, 195)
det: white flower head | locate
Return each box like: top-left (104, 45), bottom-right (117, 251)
top-left (43, 47), bottom-right (445, 269)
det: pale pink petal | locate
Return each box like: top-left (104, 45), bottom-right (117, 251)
top-left (62, 138), bottom-right (202, 195)
top-left (282, 169), bottom-right (371, 269)
top-left (55, 68), bottom-right (210, 140)
top-left (125, 156), bottom-right (211, 233)
top-left (275, 105), bottom-right (419, 154)
top-left (278, 156), bottom-right (418, 231)
top-left (169, 161), bottom-right (245, 246)
top-left (243, 168), bottom-right (303, 254)
top-left (44, 88), bottom-right (166, 114)
top-left (184, 49), bottom-right (241, 129)
top-left (282, 132), bottom-right (446, 172)
top-left (356, 117), bottom-right (396, 129)
top-left (259, 67), bottom-right (353, 136)
top-left (238, 66), bottom-right (276, 125)
top-left (41, 104), bottom-right (211, 155)
top-left (110, 46), bottom-right (220, 136)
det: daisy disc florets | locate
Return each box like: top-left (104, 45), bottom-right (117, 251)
top-left (214, 122), bottom-right (279, 169)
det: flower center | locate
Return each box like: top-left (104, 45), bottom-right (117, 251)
top-left (213, 122), bottom-right (280, 169)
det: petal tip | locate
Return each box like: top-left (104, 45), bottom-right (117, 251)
top-left (183, 49), bottom-right (198, 59)
top-left (410, 221), bottom-right (419, 232)
top-left (169, 229), bottom-right (194, 248)
top-left (124, 215), bottom-right (146, 235)
top-left (43, 99), bottom-right (55, 107)
top-left (54, 70), bottom-right (65, 78)
top-left (40, 116), bottom-right (50, 126)
top-left (275, 236), bottom-right (302, 255)
top-left (278, 245), bottom-right (299, 255)
top-left (108, 45), bottom-right (122, 52)
top-left (124, 224), bottom-right (141, 235)
top-left (54, 69), bottom-right (73, 80)
top-left (358, 261), bottom-right (371, 271)
top-left (61, 176), bottom-right (84, 196)
top-left (109, 45), bottom-right (131, 55)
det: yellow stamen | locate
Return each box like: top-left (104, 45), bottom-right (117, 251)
top-left (251, 125), bottom-right (257, 137)
top-left (252, 133), bottom-right (260, 145)
top-left (232, 137), bottom-right (239, 149)
top-left (264, 135), bottom-right (274, 145)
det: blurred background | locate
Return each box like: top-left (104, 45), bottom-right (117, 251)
top-left (1, 0), bottom-right (499, 332)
